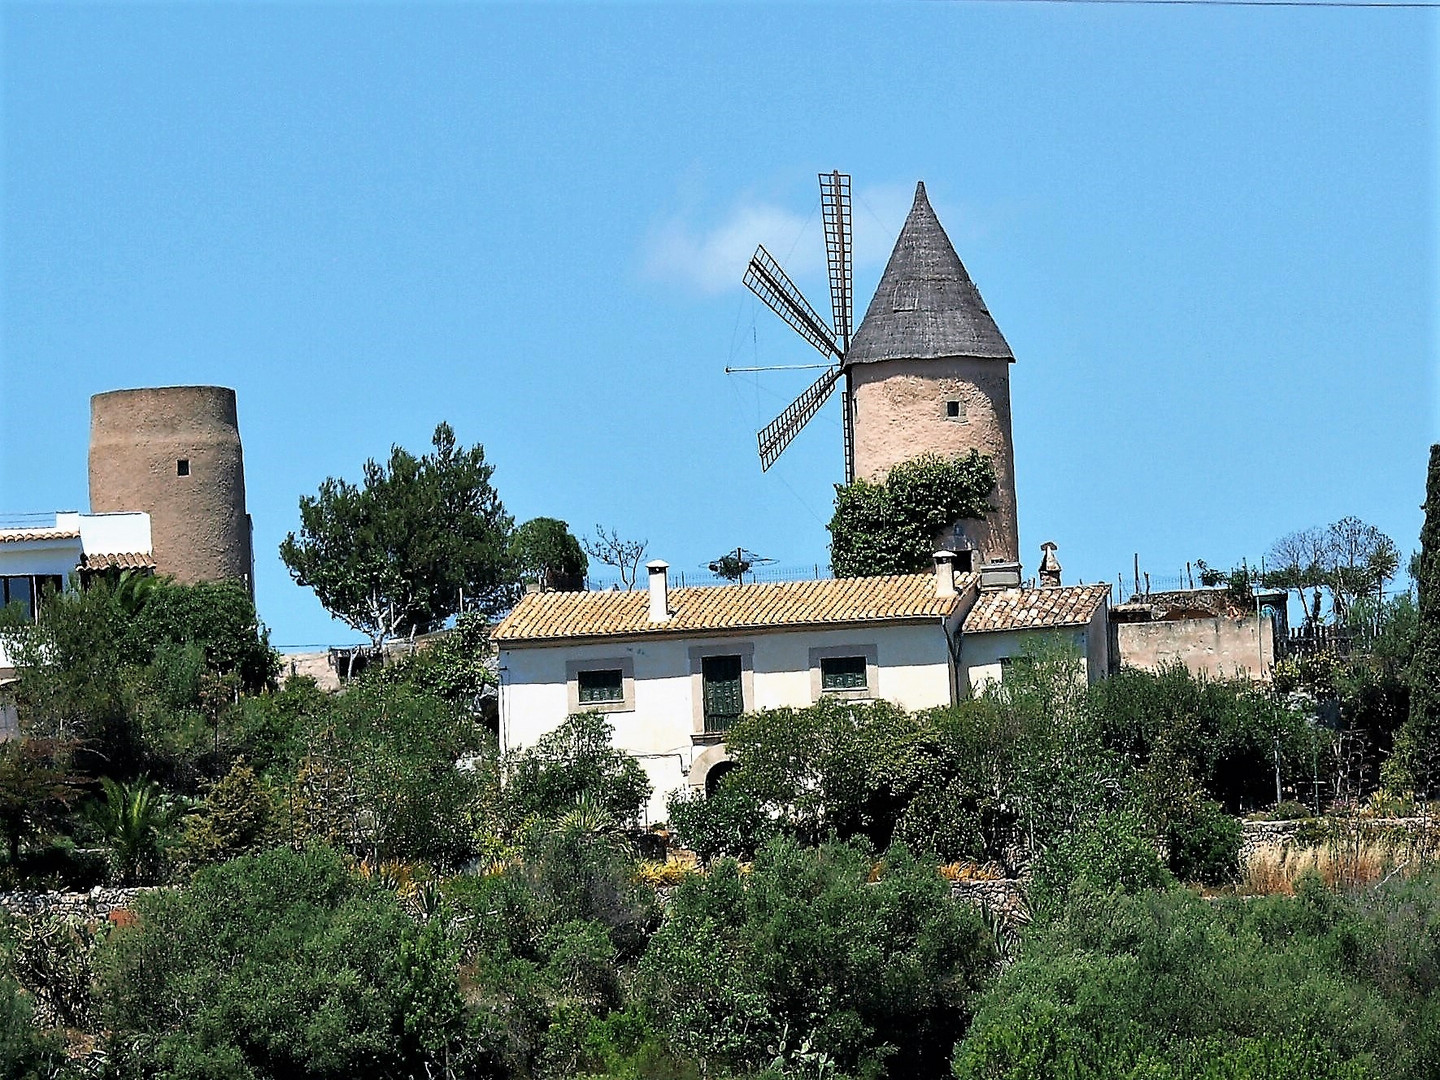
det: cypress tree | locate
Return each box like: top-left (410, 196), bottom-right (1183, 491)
top-left (1395, 444), bottom-right (1440, 796)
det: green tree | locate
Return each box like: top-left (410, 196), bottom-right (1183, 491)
top-left (1394, 445), bottom-right (1440, 798)
top-left (503, 713), bottom-right (652, 833)
top-left (127, 578), bottom-right (278, 692)
top-left (177, 758), bottom-right (275, 867)
top-left (288, 681), bottom-right (492, 869)
top-left (0, 740), bottom-right (80, 866)
top-left (639, 837), bottom-right (994, 1078)
top-left (90, 777), bottom-right (180, 885)
top-left (829, 452), bottom-right (995, 578)
top-left (280, 422), bottom-right (515, 648)
top-left (510, 517), bottom-right (588, 591)
top-left (98, 846), bottom-right (470, 1079)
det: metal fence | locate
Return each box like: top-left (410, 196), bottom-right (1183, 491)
top-left (585, 563), bottom-right (833, 591)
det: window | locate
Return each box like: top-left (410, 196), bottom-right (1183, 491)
top-left (820, 655), bottom-right (868, 691)
top-left (577, 668), bottom-right (624, 704)
top-left (566, 657), bottom-right (634, 713)
top-left (1, 577), bottom-right (33, 621)
top-left (701, 655), bottom-right (743, 734)
top-left (0, 575), bottom-right (61, 623)
top-left (954, 549), bottom-right (975, 573)
top-left (946, 400), bottom-right (966, 420)
top-left (177, 459), bottom-right (190, 476)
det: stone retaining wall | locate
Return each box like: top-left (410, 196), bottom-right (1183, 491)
top-left (0, 887), bottom-right (158, 922)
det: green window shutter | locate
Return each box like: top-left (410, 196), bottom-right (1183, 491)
top-left (702, 655), bottom-right (743, 733)
top-left (820, 655), bottom-right (868, 691)
top-left (577, 668), bottom-right (624, 703)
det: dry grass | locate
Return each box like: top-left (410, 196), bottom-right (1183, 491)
top-left (1238, 820), bottom-right (1437, 895)
top-left (1240, 840), bottom-right (1393, 895)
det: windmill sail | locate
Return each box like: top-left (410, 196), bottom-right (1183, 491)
top-left (820, 171), bottom-right (853, 350)
top-left (743, 246), bottom-right (840, 360)
top-left (757, 364), bottom-right (841, 471)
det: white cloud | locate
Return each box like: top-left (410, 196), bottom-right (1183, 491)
top-left (642, 180), bottom-right (977, 298)
top-left (644, 201), bottom-right (821, 294)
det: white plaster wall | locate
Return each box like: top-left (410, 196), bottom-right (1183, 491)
top-left (79, 512), bottom-right (152, 556)
top-left (962, 627), bottom-right (1092, 694)
top-left (0, 540), bottom-right (83, 581)
top-left (499, 621), bottom-right (957, 823)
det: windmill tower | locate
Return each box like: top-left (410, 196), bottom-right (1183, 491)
top-left (744, 176), bottom-right (1019, 568)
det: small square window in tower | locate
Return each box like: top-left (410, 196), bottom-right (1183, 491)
top-left (701, 655), bottom-right (743, 735)
top-left (945, 400), bottom-right (965, 421)
top-left (176, 459), bottom-right (190, 477)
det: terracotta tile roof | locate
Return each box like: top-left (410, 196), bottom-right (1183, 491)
top-left (493, 572), bottom-right (977, 645)
top-left (0, 529), bottom-right (80, 543)
top-left (79, 552), bottom-right (157, 571)
top-left (962, 583), bottom-right (1111, 634)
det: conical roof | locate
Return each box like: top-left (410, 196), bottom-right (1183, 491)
top-left (847, 182), bottom-right (1013, 365)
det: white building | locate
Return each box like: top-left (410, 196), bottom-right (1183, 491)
top-left (493, 554), bottom-right (1111, 823)
top-left (0, 511), bottom-right (154, 676)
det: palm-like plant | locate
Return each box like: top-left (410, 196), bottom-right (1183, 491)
top-left (92, 777), bottom-right (180, 885)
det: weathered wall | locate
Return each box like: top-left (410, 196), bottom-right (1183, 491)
top-left (89, 386), bottom-right (252, 589)
top-left (849, 356), bottom-right (1018, 564)
top-left (1115, 615), bottom-right (1274, 681)
top-left (500, 621), bottom-right (959, 823)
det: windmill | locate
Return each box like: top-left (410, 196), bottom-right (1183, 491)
top-left (742, 170), bottom-right (856, 482)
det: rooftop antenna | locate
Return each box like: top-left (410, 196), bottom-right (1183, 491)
top-left (742, 170), bottom-right (855, 481)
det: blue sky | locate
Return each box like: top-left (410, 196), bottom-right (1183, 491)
top-left (2, 2), bottom-right (1435, 647)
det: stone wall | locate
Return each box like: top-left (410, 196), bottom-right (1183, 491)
top-left (1240, 816), bottom-right (1440, 869)
top-left (0, 886), bottom-right (158, 922)
top-left (950, 877), bottom-right (1029, 925)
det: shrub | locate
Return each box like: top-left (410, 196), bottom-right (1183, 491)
top-left (1030, 811), bottom-right (1170, 915)
top-left (1166, 800), bottom-right (1242, 886)
top-left (98, 846), bottom-right (470, 1079)
top-left (954, 882), bottom-right (1414, 1079)
top-left (638, 838), bottom-right (994, 1078)
top-left (504, 713), bottom-right (651, 832)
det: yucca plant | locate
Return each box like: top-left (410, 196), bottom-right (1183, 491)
top-left (91, 777), bottom-right (180, 885)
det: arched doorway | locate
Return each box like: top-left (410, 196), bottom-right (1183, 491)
top-left (705, 760), bottom-right (736, 799)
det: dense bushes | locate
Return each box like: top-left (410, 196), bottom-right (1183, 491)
top-left (668, 658), bottom-right (1311, 878)
top-left (953, 873), bottom-right (1440, 1080)
top-left (99, 846), bottom-right (471, 1079)
top-left (640, 837), bottom-right (994, 1078)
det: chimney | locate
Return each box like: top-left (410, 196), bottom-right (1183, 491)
top-left (1039, 542), bottom-right (1062, 588)
top-left (979, 559), bottom-right (1023, 591)
top-left (646, 560), bottom-right (670, 622)
top-left (933, 550), bottom-right (957, 598)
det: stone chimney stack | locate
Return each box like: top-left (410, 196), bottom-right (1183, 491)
top-left (647, 560), bottom-right (670, 622)
top-left (933, 550), bottom-right (957, 599)
top-left (1039, 542), bottom-right (1062, 588)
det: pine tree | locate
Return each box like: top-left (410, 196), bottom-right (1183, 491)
top-left (1393, 445), bottom-right (1440, 797)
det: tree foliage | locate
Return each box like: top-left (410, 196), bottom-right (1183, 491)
top-left (510, 517), bottom-right (588, 591)
top-left (954, 874), bottom-right (1440, 1079)
top-left (828, 452), bottom-right (995, 578)
top-left (98, 846), bottom-right (471, 1079)
top-left (280, 422), bottom-right (515, 646)
top-left (639, 837), bottom-right (994, 1079)
top-left (1393, 445), bottom-right (1440, 796)
top-left (1266, 517), bottom-right (1402, 625)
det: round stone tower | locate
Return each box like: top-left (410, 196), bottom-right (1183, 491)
top-left (846, 183), bottom-right (1019, 566)
top-left (89, 386), bottom-right (253, 590)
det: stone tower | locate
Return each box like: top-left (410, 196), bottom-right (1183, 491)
top-left (89, 386), bottom-right (254, 592)
top-left (847, 182), bottom-right (1019, 566)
